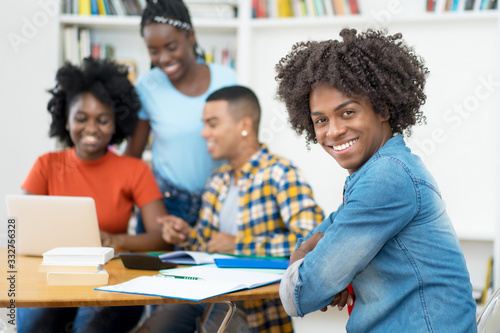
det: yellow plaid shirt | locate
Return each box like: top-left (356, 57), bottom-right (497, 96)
top-left (183, 144), bottom-right (324, 332)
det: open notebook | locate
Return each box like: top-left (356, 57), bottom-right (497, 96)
top-left (158, 251), bottom-right (233, 265)
top-left (95, 264), bottom-right (283, 301)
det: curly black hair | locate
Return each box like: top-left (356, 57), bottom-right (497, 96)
top-left (275, 28), bottom-right (429, 143)
top-left (140, 0), bottom-right (204, 60)
top-left (47, 57), bottom-right (140, 147)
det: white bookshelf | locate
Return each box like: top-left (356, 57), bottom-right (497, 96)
top-left (59, 14), bottom-right (240, 29)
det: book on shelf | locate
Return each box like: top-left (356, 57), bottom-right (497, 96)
top-left (427, 0), bottom-right (436, 11)
top-left (91, 0), bottom-right (99, 15)
top-left (116, 59), bottom-right (138, 84)
top-left (42, 247), bottom-right (114, 266)
top-left (305, 0), bottom-right (316, 16)
top-left (97, 0), bottom-right (107, 15)
top-left (66, 0), bottom-right (240, 17)
top-left (429, 0), bottom-right (497, 11)
top-left (63, 0), bottom-right (144, 15)
top-left (158, 251), bottom-right (232, 265)
top-left (63, 26), bottom-right (117, 65)
top-left (47, 268), bottom-right (109, 286)
top-left (204, 44), bottom-right (235, 69)
top-left (96, 264), bottom-right (282, 301)
top-left (323, 0), bottom-right (334, 16)
top-left (78, 28), bottom-right (91, 62)
top-left (79, 0), bottom-right (92, 15)
top-left (252, 0), bottom-right (360, 18)
top-left (348, 0), bottom-right (360, 14)
top-left (110, 0), bottom-right (127, 15)
top-left (121, 0), bottom-right (142, 15)
top-left (185, 0), bottom-right (238, 19)
top-left (63, 26), bottom-right (79, 65)
top-left (39, 263), bottom-right (104, 273)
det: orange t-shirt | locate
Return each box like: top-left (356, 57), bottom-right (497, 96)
top-left (22, 148), bottom-right (163, 234)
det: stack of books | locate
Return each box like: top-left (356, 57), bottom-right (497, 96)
top-left (40, 247), bottom-right (114, 286)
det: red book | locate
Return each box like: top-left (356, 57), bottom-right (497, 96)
top-left (348, 0), bottom-right (360, 14)
top-left (426, 0), bottom-right (435, 11)
top-left (91, 43), bottom-right (100, 59)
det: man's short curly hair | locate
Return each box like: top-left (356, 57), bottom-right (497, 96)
top-left (275, 28), bottom-right (429, 143)
top-left (47, 57), bottom-right (140, 147)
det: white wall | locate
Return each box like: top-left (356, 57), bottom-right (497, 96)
top-left (0, 0), bottom-right (59, 246)
top-left (249, 5), bottom-right (500, 242)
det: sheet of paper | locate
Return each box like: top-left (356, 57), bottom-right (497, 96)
top-left (96, 265), bottom-right (282, 301)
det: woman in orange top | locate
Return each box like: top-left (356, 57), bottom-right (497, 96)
top-left (18, 57), bottom-right (170, 333)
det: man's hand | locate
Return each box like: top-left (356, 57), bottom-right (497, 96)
top-left (289, 232), bottom-right (324, 264)
top-left (207, 232), bottom-right (236, 254)
top-left (158, 215), bottom-right (190, 244)
top-left (320, 288), bottom-right (355, 312)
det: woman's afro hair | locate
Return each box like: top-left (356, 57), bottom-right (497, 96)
top-left (275, 28), bottom-right (429, 143)
top-left (47, 57), bottom-right (140, 147)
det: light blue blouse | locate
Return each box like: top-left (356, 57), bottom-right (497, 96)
top-left (135, 63), bottom-right (237, 192)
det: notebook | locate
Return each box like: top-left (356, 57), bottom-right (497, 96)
top-left (5, 195), bottom-right (102, 256)
top-left (158, 251), bottom-right (233, 265)
top-left (214, 258), bottom-right (290, 269)
top-left (96, 264), bottom-right (283, 301)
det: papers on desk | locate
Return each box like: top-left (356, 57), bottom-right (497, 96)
top-left (95, 264), bottom-right (283, 301)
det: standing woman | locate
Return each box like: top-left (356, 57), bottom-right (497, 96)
top-left (125, 0), bottom-right (237, 229)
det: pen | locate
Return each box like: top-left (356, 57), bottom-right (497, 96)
top-left (154, 274), bottom-right (204, 281)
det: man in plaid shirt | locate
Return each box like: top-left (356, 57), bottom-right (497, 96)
top-left (138, 85), bottom-right (324, 333)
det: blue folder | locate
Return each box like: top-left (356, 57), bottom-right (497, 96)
top-left (214, 258), bottom-right (290, 269)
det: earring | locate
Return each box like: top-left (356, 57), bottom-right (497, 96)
top-left (242, 130), bottom-right (248, 137)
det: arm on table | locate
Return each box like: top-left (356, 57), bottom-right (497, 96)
top-left (101, 199), bottom-right (172, 251)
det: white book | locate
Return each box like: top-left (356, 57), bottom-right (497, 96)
top-left (43, 247), bottom-right (114, 266)
top-left (305, 0), bottom-right (317, 16)
top-left (63, 26), bottom-right (79, 65)
top-left (435, 0), bottom-right (447, 12)
top-left (110, 0), bottom-right (126, 15)
top-left (158, 251), bottom-right (232, 265)
top-left (47, 267), bottom-right (109, 286)
top-left (323, 0), bottom-right (335, 16)
top-left (473, 0), bottom-right (482, 11)
top-left (39, 263), bottom-right (103, 273)
top-left (79, 28), bottom-right (91, 62)
top-left (96, 265), bottom-right (282, 301)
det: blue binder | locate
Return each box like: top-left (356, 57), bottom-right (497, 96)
top-left (214, 258), bottom-right (290, 269)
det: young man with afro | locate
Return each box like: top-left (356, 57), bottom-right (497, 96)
top-left (276, 28), bottom-right (477, 332)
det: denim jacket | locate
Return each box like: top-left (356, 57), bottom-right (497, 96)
top-left (280, 135), bottom-right (477, 332)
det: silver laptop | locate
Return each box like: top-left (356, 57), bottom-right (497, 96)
top-left (5, 195), bottom-right (102, 256)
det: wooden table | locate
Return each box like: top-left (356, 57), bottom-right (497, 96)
top-left (0, 250), bottom-right (281, 332)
